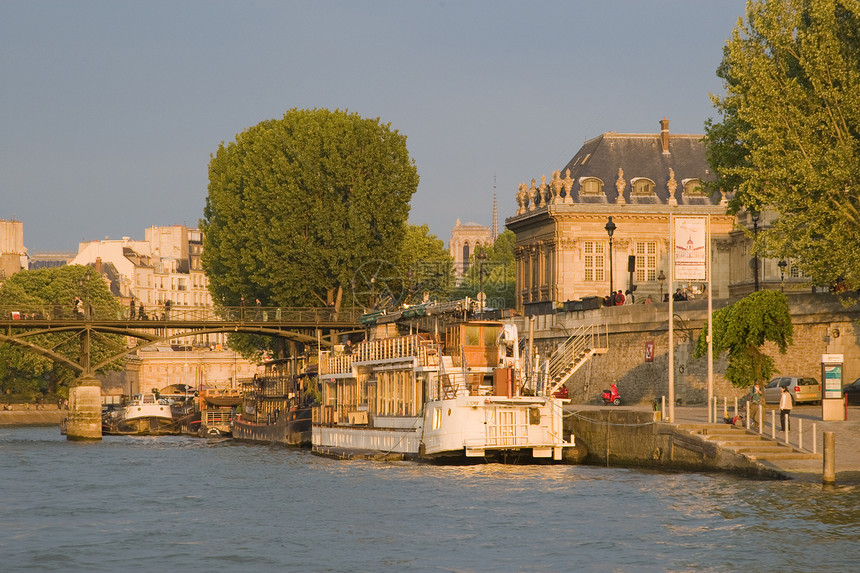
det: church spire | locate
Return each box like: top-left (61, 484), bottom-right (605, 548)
top-left (492, 175), bottom-right (498, 241)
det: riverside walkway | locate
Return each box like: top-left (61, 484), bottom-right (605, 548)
top-left (565, 402), bottom-right (860, 483)
top-left (672, 403), bottom-right (860, 483)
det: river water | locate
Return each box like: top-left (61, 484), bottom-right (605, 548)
top-left (1, 427), bottom-right (858, 572)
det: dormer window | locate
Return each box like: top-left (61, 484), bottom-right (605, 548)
top-left (580, 177), bottom-right (603, 195)
top-left (631, 177), bottom-right (656, 196)
top-left (682, 178), bottom-right (706, 196)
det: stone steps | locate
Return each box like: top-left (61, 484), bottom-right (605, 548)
top-left (674, 422), bottom-right (821, 463)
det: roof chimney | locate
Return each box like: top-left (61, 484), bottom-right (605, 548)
top-left (660, 117), bottom-right (670, 154)
top-left (95, 257), bottom-right (102, 274)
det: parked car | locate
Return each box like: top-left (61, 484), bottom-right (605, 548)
top-left (843, 378), bottom-right (860, 405)
top-left (763, 376), bottom-right (821, 405)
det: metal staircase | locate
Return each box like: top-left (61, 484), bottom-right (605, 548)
top-left (546, 322), bottom-right (608, 396)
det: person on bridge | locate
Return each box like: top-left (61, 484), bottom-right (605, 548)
top-left (130, 300), bottom-right (136, 320)
top-left (255, 298), bottom-right (262, 321)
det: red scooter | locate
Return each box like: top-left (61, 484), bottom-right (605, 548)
top-left (602, 384), bottom-right (621, 406)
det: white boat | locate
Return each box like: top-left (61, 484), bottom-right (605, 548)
top-left (313, 303), bottom-right (575, 462)
top-left (105, 393), bottom-right (177, 435)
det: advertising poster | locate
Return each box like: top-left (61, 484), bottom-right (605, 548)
top-left (673, 217), bottom-right (708, 281)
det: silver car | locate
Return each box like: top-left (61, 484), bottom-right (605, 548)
top-left (763, 376), bottom-right (821, 405)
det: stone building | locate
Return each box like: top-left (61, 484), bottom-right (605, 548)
top-left (505, 118), bottom-right (806, 313)
top-left (449, 219), bottom-right (492, 280)
top-left (0, 219), bottom-right (26, 282)
top-left (70, 225), bottom-right (255, 393)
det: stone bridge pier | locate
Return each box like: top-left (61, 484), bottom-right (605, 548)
top-left (66, 375), bottom-right (102, 440)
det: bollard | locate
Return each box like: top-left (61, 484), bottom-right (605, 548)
top-left (713, 397), bottom-right (717, 424)
top-left (771, 409), bottom-right (776, 440)
top-left (758, 403), bottom-right (763, 434)
top-left (798, 418), bottom-right (803, 450)
top-left (734, 396), bottom-right (738, 417)
top-left (813, 423), bottom-right (817, 454)
top-left (661, 396), bottom-right (666, 421)
top-left (823, 431), bottom-right (836, 485)
top-left (745, 401), bottom-right (750, 430)
top-left (723, 397), bottom-right (727, 420)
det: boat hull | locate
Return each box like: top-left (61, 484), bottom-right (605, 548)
top-left (232, 407), bottom-right (312, 447)
top-left (311, 397), bottom-right (573, 463)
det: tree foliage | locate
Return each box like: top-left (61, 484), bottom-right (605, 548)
top-left (201, 108), bottom-right (420, 311)
top-left (0, 266), bottom-right (125, 399)
top-left (455, 230), bottom-right (516, 309)
top-left (396, 224), bottom-right (455, 305)
top-left (704, 0), bottom-right (860, 287)
top-left (694, 290), bottom-right (794, 388)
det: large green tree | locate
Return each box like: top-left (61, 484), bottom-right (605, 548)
top-left (694, 290), bottom-right (794, 388)
top-left (201, 108), bottom-right (420, 311)
top-left (0, 266), bottom-right (125, 399)
top-left (705, 0), bottom-right (860, 287)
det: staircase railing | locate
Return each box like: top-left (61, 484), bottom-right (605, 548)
top-left (546, 322), bottom-right (608, 396)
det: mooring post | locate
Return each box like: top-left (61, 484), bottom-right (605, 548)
top-left (823, 431), bottom-right (836, 486)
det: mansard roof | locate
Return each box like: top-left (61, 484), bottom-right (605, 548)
top-left (558, 130), bottom-right (717, 206)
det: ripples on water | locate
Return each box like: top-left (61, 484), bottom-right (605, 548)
top-left (1, 427), bottom-right (858, 572)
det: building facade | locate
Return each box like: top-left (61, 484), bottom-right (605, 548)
top-left (449, 218), bottom-right (492, 280)
top-left (0, 220), bottom-right (26, 282)
top-left (69, 225), bottom-right (256, 392)
top-left (505, 119), bottom-right (806, 313)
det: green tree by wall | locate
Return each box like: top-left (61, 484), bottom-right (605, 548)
top-left (705, 0), bottom-right (860, 289)
top-left (694, 290), bottom-right (794, 388)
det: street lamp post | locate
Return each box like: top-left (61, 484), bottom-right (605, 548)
top-left (658, 269), bottom-right (666, 302)
top-left (477, 247), bottom-right (487, 317)
top-left (605, 217), bottom-right (616, 299)
top-left (778, 259), bottom-right (787, 292)
top-left (751, 211), bottom-right (760, 292)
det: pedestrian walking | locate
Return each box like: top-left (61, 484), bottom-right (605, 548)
top-left (779, 386), bottom-right (792, 431)
top-left (749, 383), bottom-right (763, 426)
top-left (255, 298), bottom-right (262, 321)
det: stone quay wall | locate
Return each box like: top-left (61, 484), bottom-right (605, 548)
top-left (524, 293), bottom-right (860, 406)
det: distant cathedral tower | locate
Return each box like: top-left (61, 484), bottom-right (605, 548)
top-left (449, 182), bottom-right (495, 281)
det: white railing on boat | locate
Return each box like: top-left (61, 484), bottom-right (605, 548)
top-left (319, 334), bottom-right (439, 375)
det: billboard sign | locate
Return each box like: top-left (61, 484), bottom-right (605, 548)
top-left (673, 217), bottom-right (708, 281)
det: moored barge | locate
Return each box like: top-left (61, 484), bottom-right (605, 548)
top-left (313, 301), bottom-right (575, 462)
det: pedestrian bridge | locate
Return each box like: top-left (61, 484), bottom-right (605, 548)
top-left (0, 304), bottom-right (363, 377)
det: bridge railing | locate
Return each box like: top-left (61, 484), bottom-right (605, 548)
top-left (0, 304), bottom-right (365, 323)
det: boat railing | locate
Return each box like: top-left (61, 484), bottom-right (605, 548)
top-left (320, 334), bottom-right (439, 375)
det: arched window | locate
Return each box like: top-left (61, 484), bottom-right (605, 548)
top-left (682, 178), bottom-right (706, 196)
top-left (462, 243), bottom-right (471, 273)
top-left (580, 178), bottom-right (603, 195)
top-left (631, 178), bottom-right (655, 196)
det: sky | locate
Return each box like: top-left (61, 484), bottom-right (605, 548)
top-left (1, 0), bottom-right (748, 253)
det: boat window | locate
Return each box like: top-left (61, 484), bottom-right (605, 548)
top-left (464, 325), bottom-right (481, 346)
top-left (484, 326), bottom-right (500, 346)
top-left (433, 408), bottom-right (441, 429)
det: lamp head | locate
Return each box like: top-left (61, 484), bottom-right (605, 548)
top-left (604, 216), bottom-right (617, 238)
